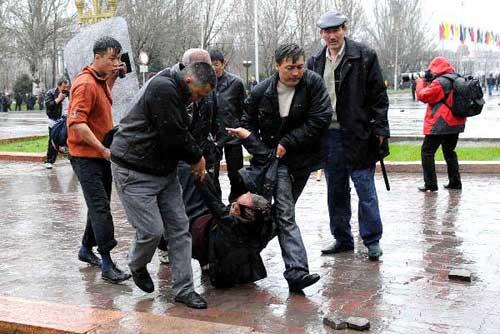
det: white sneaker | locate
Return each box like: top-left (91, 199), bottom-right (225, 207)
top-left (158, 250), bottom-right (169, 264)
top-left (44, 162), bottom-right (53, 169)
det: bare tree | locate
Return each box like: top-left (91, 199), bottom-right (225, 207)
top-left (5, 0), bottom-right (70, 81)
top-left (366, 0), bottom-right (434, 88)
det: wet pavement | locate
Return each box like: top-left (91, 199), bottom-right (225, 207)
top-left (2, 93), bottom-right (500, 141)
top-left (0, 160), bottom-right (499, 333)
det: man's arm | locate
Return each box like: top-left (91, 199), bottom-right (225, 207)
top-left (241, 87), bottom-right (261, 135)
top-left (365, 51), bottom-right (390, 138)
top-left (45, 89), bottom-right (65, 115)
top-left (68, 82), bottom-right (110, 159)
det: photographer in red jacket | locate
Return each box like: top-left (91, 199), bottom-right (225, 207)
top-left (416, 56), bottom-right (466, 192)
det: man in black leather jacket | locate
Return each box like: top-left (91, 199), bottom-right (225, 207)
top-left (209, 49), bottom-right (247, 201)
top-left (110, 62), bottom-right (215, 309)
top-left (242, 43), bottom-right (332, 293)
top-left (307, 10), bottom-right (389, 261)
top-left (44, 78), bottom-right (69, 168)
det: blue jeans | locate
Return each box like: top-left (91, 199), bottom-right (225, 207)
top-left (324, 129), bottom-right (383, 247)
top-left (274, 164), bottom-right (310, 282)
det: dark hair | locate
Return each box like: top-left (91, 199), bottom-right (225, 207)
top-left (275, 43), bottom-right (305, 65)
top-left (181, 62), bottom-right (216, 88)
top-left (240, 194), bottom-right (272, 222)
top-left (93, 36), bottom-right (122, 57)
top-left (209, 49), bottom-right (225, 63)
top-left (56, 78), bottom-right (69, 86)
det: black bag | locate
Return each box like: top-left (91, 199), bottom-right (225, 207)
top-left (50, 116), bottom-right (67, 152)
top-left (441, 74), bottom-right (484, 117)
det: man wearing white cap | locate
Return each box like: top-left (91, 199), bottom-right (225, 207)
top-left (307, 10), bottom-right (390, 261)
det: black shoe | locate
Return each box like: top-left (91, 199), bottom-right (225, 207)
top-left (174, 291), bottom-right (207, 309)
top-left (102, 264), bottom-right (132, 284)
top-left (131, 267), bottom-right (154, 293)
top-left (418, 186), bottom-right (438, 192)
top-left (288, 273), bottom-right (320, 292)
top-left (444, 183), bottom-right (462, 190)
top-left (321, 242), bottom-right (354, 255)
top-left (367, 243), bottom-right (383, 261)
top-left (78, 247), bottom-right (102, 267)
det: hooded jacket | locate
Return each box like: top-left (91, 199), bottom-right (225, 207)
top-left (416, 57), bottom-right (466, 135)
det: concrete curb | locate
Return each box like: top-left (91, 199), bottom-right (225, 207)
top-left (0, 296), bottom-right (262, 334)
top-left (0, 151), bottom-right (45, 162)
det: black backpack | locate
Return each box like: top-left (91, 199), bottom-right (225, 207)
top-left (50, 116), bottom-right (68, 152)
top-left (440, 74), bottom-right (484, 117)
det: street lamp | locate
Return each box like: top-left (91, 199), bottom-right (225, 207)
top-left (242, 60), bottom-right (252, 90)
top-left (139, 51), bottom-right (149, 86)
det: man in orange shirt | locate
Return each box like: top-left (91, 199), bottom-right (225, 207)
top-left (67, 36), bottom-right (131, 284)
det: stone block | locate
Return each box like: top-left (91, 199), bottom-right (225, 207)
top-left (345, 316), bottom-right (370, 331)
top-left (448, 269), bottom-right (472, 282)
top-left (323, 315), bottom-right (347, 330)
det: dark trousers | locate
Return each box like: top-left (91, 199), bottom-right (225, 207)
top-left (70, 157), bottom-right (117, 253)
top-left (224, 144), bottom-right (246, 202)
top-left (421, 134), bottom-right (461, 189)
top-left (45, 127), bottom-right (59, 164)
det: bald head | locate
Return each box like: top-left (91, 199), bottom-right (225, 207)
top-left (182, 48), bottom-right (211, 66)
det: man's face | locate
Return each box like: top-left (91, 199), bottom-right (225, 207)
top-left (94, 48), bottom-right (121, 77)
top-left (321, 25), bottom-right (347, 54)
top-left (275, 56), bottom-right (305, 87)
top-left (186, 79), bottom-right (213, 103)
top-left (212, 60), bottom-right (225, 78)
top-left (58, 82), bottom-right (69, 92)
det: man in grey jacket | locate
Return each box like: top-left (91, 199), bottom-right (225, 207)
top-left (110, 62), bottom-right (216, 309)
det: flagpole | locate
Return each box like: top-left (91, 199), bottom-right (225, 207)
top-left (254, 0), bottom-right (259, 82)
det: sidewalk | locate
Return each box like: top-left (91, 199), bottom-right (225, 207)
top-left (0, 161), bottom-right (499, 333)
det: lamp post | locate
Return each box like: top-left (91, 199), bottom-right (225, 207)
top-left (242, 60), bottom-right (252, 91)
top-left (139, 51), bottom-right (149, 87)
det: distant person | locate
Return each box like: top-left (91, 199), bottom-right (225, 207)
top-left (416, 56), bottom-right (465, 192)
top-left (209, 49), bottom-right (247, 202)
top-left (411, 79), bottom-right (417, 101)
top-left (38, 91), bottom-right (45, 110)
top-left (0, 94), bottom-right (5, 112)
top-left (67, 36), bottom-right (131, 284)
top-left (248, 76), bottom-right (258, 91)
top-left (44, 78), bottom-right (69, 169)
top-left (486, 73), bottom-right (495, 96)
top-left (14, 93), bottom-right (23, 111)
top-left (496, 73), bottom-right (500, 91)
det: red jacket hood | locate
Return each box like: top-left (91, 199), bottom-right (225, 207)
top-left (428, 57), bottom-right (455, 76)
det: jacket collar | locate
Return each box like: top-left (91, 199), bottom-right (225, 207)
top-left (83, 65), bottom-right (108, 82)
top-left (265, 71), bottom-right (306, 97)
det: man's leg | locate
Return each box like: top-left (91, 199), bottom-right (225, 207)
top-left (224, 144), bottom-right (245, 202)
top-left (323, 129), bottom-right (353, 252)
top-left (442, 133), bottom-right (461, 188)
top-left (420, 135), bottom-right (442, 191)
top-left (274, 164), bottom-right (310, 281)
top-left (71, 158), bottom-right (128, 282)
top-left (157, 171), bottom-right (206, 308)
top-left (350, 166), bottom-right (383, 247)
top-left (45, 127), bottom-right (58, 165)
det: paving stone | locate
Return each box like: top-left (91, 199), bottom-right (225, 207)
top-left (345, 317), bottom-right (370, 331)
top-left (448, 269), bottom-right (472, 282)
top-left (323, 315), bottom-right (347, 330)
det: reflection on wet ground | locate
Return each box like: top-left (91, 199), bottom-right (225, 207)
top-left (0, 161), bottom-right (499, 333)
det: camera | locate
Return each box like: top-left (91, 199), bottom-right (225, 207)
top-left (62, 90), bottom-right (69, 97)
top-left (401, 69), bottom-right (433, 82)
top-left (119, 52), bottom-right (133, 78)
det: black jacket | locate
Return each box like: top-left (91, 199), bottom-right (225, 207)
top-left (45, 88), bottom-right (63, 120)
top-left (110, 68), bottom-right (202, 176)
top-left (216, 71), bottom-right (246, 145)
top-left (307, 38), bottom-right (390, 169)
top-left (241, 70), bottom-right (333, 177)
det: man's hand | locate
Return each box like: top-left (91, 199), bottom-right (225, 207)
top-left (56, 91), bottom-right (66, 103)
top-left (226, 127), bottom-right (251, 139)
top-left (192, 157), bottom-right (207, 181)
top-left (276, 144), bottom-right (287, 158)
top-left (101, 147), bottom-right (111, 160)
top-left (114, 63), bottom-right (126, 78)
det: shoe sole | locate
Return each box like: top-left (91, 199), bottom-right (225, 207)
top-left (321, 247), bottom-right (354, 255)
top-left (102, 274), bottom-right (132, 284)
top-left (368, 252), bottom-right (383, 261)
top-left (174, 298), bottom-right (208, 309)
top-left (289, 275), bottom-right (321, 292)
